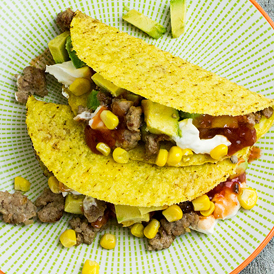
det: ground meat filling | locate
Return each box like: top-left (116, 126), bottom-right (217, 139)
top-left (70, 217), bottom-right (100, 245)
top-left (261, 107), bottom-right (273, 118)
top-left (35, 188), bottom-right (65, 223)
top-left (148, 227), bottom-right (175, 251)
top-left (15, 66), bottom-right (48, 104)
top-left (111, 98), bottom-right (134, 118)
top-left (56, 8), bottom-right (75, 31)
top-left (0, 191), bottom-right (37, 225)
top-left (144, 134), bottom-right (170, 157)
top-left (83, 197), bottom-right (107, 223)
top-left (126, 106), bottom-right (143, 132)
top-left (115, 129), bottom-right (141, 150)
top-left (97, 91), bottom-right (112, 107)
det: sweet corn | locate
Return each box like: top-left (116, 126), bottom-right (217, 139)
top-left (200, 201), bottom-right (215, 217)
top-left (82, 260), bottom-right (100, 274)
top-left (192, 194), bottom-right (211, 211)
top-left (100, 233), bottom-right (116, 250)
top-left (60, 229), bottom-right (77, 248)
top-left (181, 148), bottom-right (193, 156)
top-left (155, 149), bottom-right (168, 167)
top-left (96, 142), bottom-right (111, 156)
top-left (143, 219), bottom-right (160, 239)
top-left (14, 176), bottom-right (31, 192)
top-left (69, 78), bottom-right (92, 96)
top-left (238, 187), bottom-right (258, 210)
top-left (166, 146), bottom-right (183, 166)
top-left (162, 205), bottom-right (183, 222)
top-left (100, 110), bottom-right (119, 130)
top-left (210, 144), bottom-right (228, 160)
top-left (113, 147), bottom-right (129, 164)
top-left (48, 176), bottom-right (61, 194)
top-left (131, 223), bottom-right (145, 238)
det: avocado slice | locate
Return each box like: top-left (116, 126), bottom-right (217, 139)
top-left (115, 205), bottom-right (150, 224)
top-left (65, 36), bottom-right (86, 68)
top-left (138, 206), bottom-right (167, 215)
top-left (170, 0), bottom-right (187, 38)
top-left (142, 100), bottom-right (179, 136)
top-left (64, 194), bottom-right (84, 214)
top-left (91, 73), bottom-right (125, 97)
top-left (48, 31), bottom-right (70, 63)
top-left (122, 9), bottom-right (166, 39)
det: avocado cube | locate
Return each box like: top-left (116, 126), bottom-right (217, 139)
top-left (115, 205), bottom-right (150, 224)
top-left (48, 31), bottom-right (70, 63)
top-left (91, 73), bottom-right (125, 97)
top-left (170, 0), bottom-right (187, 38)
top-left (142, 100), bottom-right (179, 136)
top-left (64, 194), bottom-right (84, 214)
top-left (123, 9), bottom-right (166, 39)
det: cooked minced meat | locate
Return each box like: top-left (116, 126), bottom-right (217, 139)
top-left (246, 113), bottom-right (261, 126)
top-left (126, 106), bottom-right (142, 132)
top-left (83, 197), bottom-right (107, 223)
top-left (161, 212), bottom-right (199, 237)
top-left (15, 66), bottom-right (47, 104)
top-left (111, 98), bottom-right (134, 117)
top-left (0, 191), bottom-right (36, 225)
top-left (35, 188), bottom-right (65, 223)
top-left (70, 217), bottom-right (100, 245)
top-left (97, 91), bottom-right (112, 107)
top-left (144, 134), bottom-right (170, 157)
top-left (115, 129), bottom-right (141, 150)
top-left (261, 107), bottom-right (273, 118)
top-left (148, 227), bottom-right (175, 251)
top-left (179, 201), bottom-right (194, 213)
top-left (56, 8), bottom-right (75, 31)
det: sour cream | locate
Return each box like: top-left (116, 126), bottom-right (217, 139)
top-left (190, 215), bottom-right (217, 234)
top-left (173, 119), bottom-right (231, 154)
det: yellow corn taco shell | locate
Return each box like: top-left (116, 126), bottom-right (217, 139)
top-left (70, 11), bottom-right (274, 116)
top-left (26, 97), bottom-right (245, 207)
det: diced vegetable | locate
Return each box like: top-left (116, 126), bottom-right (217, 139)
top-left (96, 142), bottom-right (111, 156)
top-left (82, 260), bottom-right (100, 274)
top-left (162, 205), bottom-right (183, 222)
top-left (69, 78), bottom-right (92, 96)
top-left (14, 176), bottom-right (31, 192)
top-left (155, 149), bottom-right (168, 167)
top-left (131, 223), bottom-right (145, 238)
top-left (144, 219), bottom-right (160, 239)
top-left (167, 146), bottom-right (183, 166)
top-left (238, 187), bottom-right (258, 210)
top-left (100, 110), bottom-right (119, 130)
top-left (60, 229), bottom-right (77, 248)
top-left (100, 233), bottom-right (116, 249)
top-left (113, 148), bottom-right (129, 164)
top-left (192, 194), bottom-right (211, 211)
top-left (210, 144), bottom-right (228, 160)
top-left (48, 176), bottom-right (61, 194)
top-left (200, 201), bottom-right (215, 217)
top-left (87, 90), bottom-right (100, 111)
top-left (64, 194), bottom-right (84, 214)
top-left (170, 0), bottom-right (187, 38)
top-left (66, 36), bottom-right (86, 68)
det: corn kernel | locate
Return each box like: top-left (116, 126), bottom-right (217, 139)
top-left (131, 223), bottom-right (145, 238)
top-left (192, 194), bottom-right (211, 211)
top-left (60, 229), bottom-right (77, 248)
top-left (155, 149), bottom-right (168, 167)
top-left (200, 201), bottom-right (215, 217)
top-left (48, 176), bottom-right (61, 194)
top-left (100, 110), bottom-right (119, 130)
top-left (181, 148), bottom-right (193, 156)
top-left (100, 233), bottom-right (116, 250)
top-left (167, 146), bottom-right (183, 166)
top-left (210, 144), bottom-right (228, 160)
top-left (162, 205), bottom-right (183, 222)
top-left (143, 219), bottom-right (160, 239)
top-left (238, 187), bottom-right (258, 210)
top-left (113, 147), bottom-right (129, 164)
top-left (96, 142), bottom-right (111, 156)
top-left (14, 176), bottom-right (31, 192)
top-left (69, 78), bottom-right (92, 96)
top-left (82, 260), bottom-right (100, 274)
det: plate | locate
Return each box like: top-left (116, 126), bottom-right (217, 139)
top-left (0, 0), bottom-right (274, 273)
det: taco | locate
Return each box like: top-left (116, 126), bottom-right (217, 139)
top-left (45, 11), bottom-right (274, 169)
